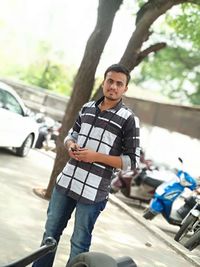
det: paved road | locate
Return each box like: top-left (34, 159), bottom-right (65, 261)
top-left (0, 148), bottom-right (199, 267)
top-left (116, 192), bottom-right (200, 252)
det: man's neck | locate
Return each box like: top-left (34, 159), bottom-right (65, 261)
top-left (99, 98), bottom-right (120, 111)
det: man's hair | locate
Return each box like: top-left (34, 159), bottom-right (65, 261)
top-left (104, 64), bottom-right (131, 85)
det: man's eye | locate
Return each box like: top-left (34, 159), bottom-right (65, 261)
top-left (117, 82), bottom-right (123, 87)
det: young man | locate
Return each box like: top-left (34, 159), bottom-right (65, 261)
top-left (32, 64), bottom-right (140, 267)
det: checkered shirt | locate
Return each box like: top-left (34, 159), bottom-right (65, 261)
top-left (56, 97), bottom-right (140, 204)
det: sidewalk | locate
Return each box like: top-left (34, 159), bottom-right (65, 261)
top-left (0, 148), bottom-right (199, 267)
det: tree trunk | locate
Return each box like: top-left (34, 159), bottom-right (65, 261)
top-left (42, 0), bottom-right (123, 199)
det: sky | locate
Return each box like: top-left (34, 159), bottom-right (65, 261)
top-left (0, 0), bottom-right (137, 76)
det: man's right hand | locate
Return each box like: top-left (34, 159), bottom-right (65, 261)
top-left (67, 141), bottom-right (81, 160)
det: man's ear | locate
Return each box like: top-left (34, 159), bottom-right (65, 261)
top-left (124, 86), bottom-right (128, 93)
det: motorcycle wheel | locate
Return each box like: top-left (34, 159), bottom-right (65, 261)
top-left (184, 229), bottom-right (200, 251)
top-left (174, 214), bottom-right (197, 242)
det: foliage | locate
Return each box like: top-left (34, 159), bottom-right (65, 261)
top-left (135, 46), bottom-right (200, 104)
top-left (135, 3), bottom-right (200, 105)
top-left (166, 3), bottom-right (200, 49)
top-left (1, 1), bottom-right (200, 105)
top-left (20, 60), bottom-right (74, 95)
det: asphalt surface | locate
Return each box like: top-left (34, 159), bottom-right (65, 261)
top-left (0, 147), bottom-right (200, 267)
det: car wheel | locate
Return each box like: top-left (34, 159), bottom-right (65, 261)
top-left (15, 134), bottom-right (34, 157)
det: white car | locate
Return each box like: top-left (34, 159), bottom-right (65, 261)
top-left (0, 81), bottom-right (39, 157)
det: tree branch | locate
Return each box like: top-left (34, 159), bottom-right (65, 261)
top-left (135, 42), bottom-right (167, 66)
top-left (136, 0), bottom-right (199, 25)
top-left (120, 0), bottom-right (192, 70)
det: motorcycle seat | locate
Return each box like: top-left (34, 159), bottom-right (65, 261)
top-left (142, 176), bottom-right (163, 188)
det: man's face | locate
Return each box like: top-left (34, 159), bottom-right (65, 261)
top-left (102, 71), bottom-right (128, 101)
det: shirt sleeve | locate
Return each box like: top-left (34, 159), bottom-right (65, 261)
top-left (120, 114), bottom-right (140, 171)
top-left (63, 108), bottom-right (82, 145)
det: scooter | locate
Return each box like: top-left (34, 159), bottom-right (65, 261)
top-left (110, 168), bottom-right (159, 203)
top-left (143, 158), bottom-right (197, 226)
top-left (110, 162), bottom-right (177, 204)
top-left (110, 150), bottom-right (158, 203)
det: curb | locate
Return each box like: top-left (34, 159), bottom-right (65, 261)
top-left (109, 194), bottom-right (200, 267)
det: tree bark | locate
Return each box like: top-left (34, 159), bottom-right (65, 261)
top-left (42, 0), bottom-right (123, 199)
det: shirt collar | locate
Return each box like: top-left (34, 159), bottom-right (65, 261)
top-left (95, 96), bottom-right (123, 111)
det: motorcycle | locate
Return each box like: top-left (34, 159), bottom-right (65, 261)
top-left (143, 158), bottom-right (197, 226)
top-left (110, 152), bottom-right (177, 204)
top-left (111, 168), bottom-right (171, 203)
top-left (1, 237), bottom-right (137, 267)
top-left (111, 154), bottom-right (197, 207)
top-left (34, 112), bottom-right (61, 151)
top-left (184, 225), bottom-right (200, 251)
top-left (174, 192), bottom-right (200, 251)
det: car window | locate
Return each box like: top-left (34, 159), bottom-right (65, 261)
top-left (0, 89), bottom-right (23, 115)
top-left (0, 89), bottom-right (5, 108)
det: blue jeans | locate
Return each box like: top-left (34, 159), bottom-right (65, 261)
top-left (32, 187), bottom-right (107, 267)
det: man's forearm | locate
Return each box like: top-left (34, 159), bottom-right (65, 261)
top-left (70, 147), bottom-right (123, 169)
top-left (95, 153), bottom-right (122, 169)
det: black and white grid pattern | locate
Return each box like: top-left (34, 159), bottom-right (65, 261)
top-left (56, 97), bottom-right (140, 204)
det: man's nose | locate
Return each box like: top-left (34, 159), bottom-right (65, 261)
top-left (110, 82), bottom-right (117, 89)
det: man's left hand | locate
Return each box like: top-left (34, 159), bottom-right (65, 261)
top-left (74, 148), bottom-right (96, 163)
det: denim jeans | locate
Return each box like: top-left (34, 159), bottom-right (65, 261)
top-left (32, 187), bottom-right (107, 267)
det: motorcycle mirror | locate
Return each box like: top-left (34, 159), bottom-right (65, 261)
top-left (178, 157), bottom-right (183, 163)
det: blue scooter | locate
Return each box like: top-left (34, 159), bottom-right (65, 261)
top-left (143, 158), bottom-right (197, 226)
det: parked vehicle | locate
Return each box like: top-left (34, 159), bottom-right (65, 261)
top-left (35, 112), bottom-right (61, 151)
top-left (0, 82), bottom-right (39, 157)
top-left (111, 167), bottom-right (164, 203)
top-left (184, 226), bottom-right (200, 251)
top-left (143, 158), bottom-right (197, 225)
top-left (110, 149), bottom-right (183, 204)
top-left (110, 151), bottom-right (171, 204)
top-left (1, 237), bottom-right (137, 267)
top-left (174, 193), bottom-right (200, 250)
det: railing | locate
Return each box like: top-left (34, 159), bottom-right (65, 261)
top-left (1, 78), bottom-right (200, 139)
